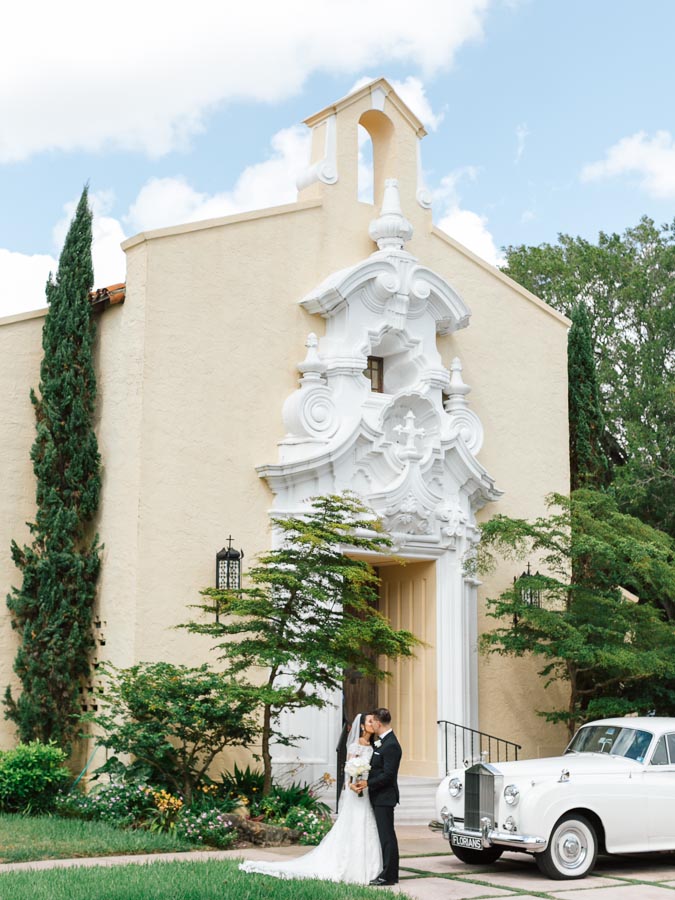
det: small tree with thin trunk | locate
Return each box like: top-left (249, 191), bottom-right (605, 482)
top-left (5, 187), bottom-right (101, 751)
top-left (184, 493), bottom-right (418, 794)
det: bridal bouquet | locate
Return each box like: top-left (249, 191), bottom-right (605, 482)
top-left (344, 758), bottom-right (370, 797)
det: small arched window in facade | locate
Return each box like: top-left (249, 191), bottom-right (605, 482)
top-left (365, 356), bottom-right (384, 392)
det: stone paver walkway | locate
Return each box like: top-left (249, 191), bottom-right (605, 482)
top-left (5, 826), bottom-right (675, 898)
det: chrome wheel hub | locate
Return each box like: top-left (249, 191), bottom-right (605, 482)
top-left (555, 826), bottom-right (587, 869)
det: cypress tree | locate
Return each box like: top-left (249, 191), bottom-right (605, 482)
top-left (5, 187), bottom-right (102, 750)
top-left (568, 301), bottom-right (611, 490)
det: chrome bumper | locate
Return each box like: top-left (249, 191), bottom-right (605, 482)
top-left (444, 813), bottom-right (547, 853)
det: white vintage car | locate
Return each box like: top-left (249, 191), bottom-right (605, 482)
top-left (433, 717), bottom-right (675, 880)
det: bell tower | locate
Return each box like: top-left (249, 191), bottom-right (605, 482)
top-left (296, 77), bottom-right (433, 236)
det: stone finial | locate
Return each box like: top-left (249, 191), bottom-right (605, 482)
top-left (368, 179), bottom-right (414, 251)
top-left (298, 333), bottom-right (326, 381)
top-left (444, 357), bottom-right (484, 455)
top-left (444, 357), bottom-right (471, 410)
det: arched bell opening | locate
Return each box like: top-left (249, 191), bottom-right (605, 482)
top-left (358, 109), bottom-right (396, 210)
top-left (357, 124), bottom-right (374, 205)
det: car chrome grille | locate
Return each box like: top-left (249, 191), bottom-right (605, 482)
top-left (464, 764), bottom-right (495, 830)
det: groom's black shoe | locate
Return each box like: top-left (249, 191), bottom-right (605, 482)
top-left (369, 877), bottom-right (398, 886)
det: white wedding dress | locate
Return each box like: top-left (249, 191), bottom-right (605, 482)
top-left (239, 743), bottom-right (382, 884)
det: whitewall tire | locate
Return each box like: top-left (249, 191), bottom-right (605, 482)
top-left (536, 814), bottom-right (598, 880)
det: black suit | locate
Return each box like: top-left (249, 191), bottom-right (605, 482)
top-left (367, 731), bottom-right (401, 883)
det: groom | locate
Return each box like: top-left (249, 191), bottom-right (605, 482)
top-left (357, 707), bottom-right (401, 886)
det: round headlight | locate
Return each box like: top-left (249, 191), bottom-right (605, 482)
top-left (448, 777), bottom-right (463, 797)
top-left (503, 784), bottom-right (520, 806)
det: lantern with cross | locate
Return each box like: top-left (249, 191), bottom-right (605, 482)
top-left (215, 537), bottom-right (244, 622)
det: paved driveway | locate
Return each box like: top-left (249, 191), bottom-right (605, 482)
top-left (398, 827), bottom-right (675, 899)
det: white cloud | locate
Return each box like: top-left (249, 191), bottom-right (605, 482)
top-left (434, 168), bottom-right (502, 266)
top-left (515, 123), bottom-right (529, 164)
top-left (581, 130), bottom-right (675, 199)
top-left (1, 0), bottom-right (489, 163)
top-left (126, 125), bottom-right (311, 233)
top-left (434, 166), bottom-right (481, 202)
top-left (0, 249), bottom-right (54, 318)
top-left (394, 77), bottom-right (446, 131)
top-left (437, 207), bottom-right (503, 266)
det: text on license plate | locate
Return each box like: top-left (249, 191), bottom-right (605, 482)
top-left (451, 834), bottom-right (483, 850)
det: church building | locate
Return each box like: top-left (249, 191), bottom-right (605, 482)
top-left (0, 79), bottom-right (570, 807)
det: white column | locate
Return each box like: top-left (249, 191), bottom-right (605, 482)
top-left (435, 547), bottom-right (479, 775)
top-left (464, 575), bottom-right (480, 730)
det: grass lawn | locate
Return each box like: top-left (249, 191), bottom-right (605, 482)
top-left (0, 859), bottom-right (401, 899)
top-left (0, 814), bottom-right (192, 863)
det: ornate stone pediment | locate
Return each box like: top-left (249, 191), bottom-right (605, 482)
top-left (257, 181), bottom-right (501, 553)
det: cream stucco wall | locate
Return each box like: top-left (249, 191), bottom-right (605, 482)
top-left (0, 79), bottom-right (569, 763)
top-left (0, 310), bottom-right (46, 748)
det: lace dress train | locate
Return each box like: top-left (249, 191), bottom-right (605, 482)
top-left (239, 746), bottom-right (382, 884)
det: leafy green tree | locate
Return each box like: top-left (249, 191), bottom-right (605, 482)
top-left (476, 489), bottom-right (675, 736)
top-left (567, 302), bottom-right (611, 490)
top-left (184, 493), bottom-right (418, 794)
top-left (88, 663), bottom-right (258, 804)
top-left (5, 187), bottom-right (102, 750)
top-left (502, 217), bottom-right (675, 536)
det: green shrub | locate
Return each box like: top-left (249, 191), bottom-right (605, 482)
top-left (174, 808), bottom-right (238, 848)
top-left (88, 663), bottom-right (257, 805)
top-left (220, 764), bottom-right (264, 805)
top-left (55, 780), bottom-right (154, 826)
top-left (57, 781), bottom-right (240, 849)
top-left (283, 806), bottom-right (332, 845)
top-left (0, 741), bottom-right (71, 812)
top-left (190, 782), bottom-right (238, 814)
top-left (253, 780), bottom-right (331, 822)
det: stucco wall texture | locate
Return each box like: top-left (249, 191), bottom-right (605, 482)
top-left (0, 80), bottom-right (569, 761)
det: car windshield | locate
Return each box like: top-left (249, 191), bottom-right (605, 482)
top-left (565, 725), bottom-right (653, 761)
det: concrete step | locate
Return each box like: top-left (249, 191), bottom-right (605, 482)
top-left (396, 776), bottom-right (440, 826)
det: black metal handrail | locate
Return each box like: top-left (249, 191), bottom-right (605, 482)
top-left (438, 719), bottom-right (521, 775)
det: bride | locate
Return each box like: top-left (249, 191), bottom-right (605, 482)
top-left (239, 712), bottom-right (382, 884)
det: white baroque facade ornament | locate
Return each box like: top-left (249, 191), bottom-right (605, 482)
top-left (281, 333), bottom-right (338, 443)
top-left (259, 180), bottom-right (501, 549)
top-left (444, 357), bottom-right (484, 455)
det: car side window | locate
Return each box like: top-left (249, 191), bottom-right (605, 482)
top-left (650, 735), bottom-right (669, 765)
top-left (666, 734), bottom-right (675, 764)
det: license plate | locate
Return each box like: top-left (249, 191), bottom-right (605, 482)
top-left (451, 833), bottom-right (483, 850)
top-left (450, 834), bottom-right (483, 850)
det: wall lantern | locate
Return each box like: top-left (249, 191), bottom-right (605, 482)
top-left (215, 537), bottom-right (244, 621)
top-left (513, 561), bottom-right (542, 609)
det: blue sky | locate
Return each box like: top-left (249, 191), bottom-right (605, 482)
top-left (2, 0), bottom-right (674, 317)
